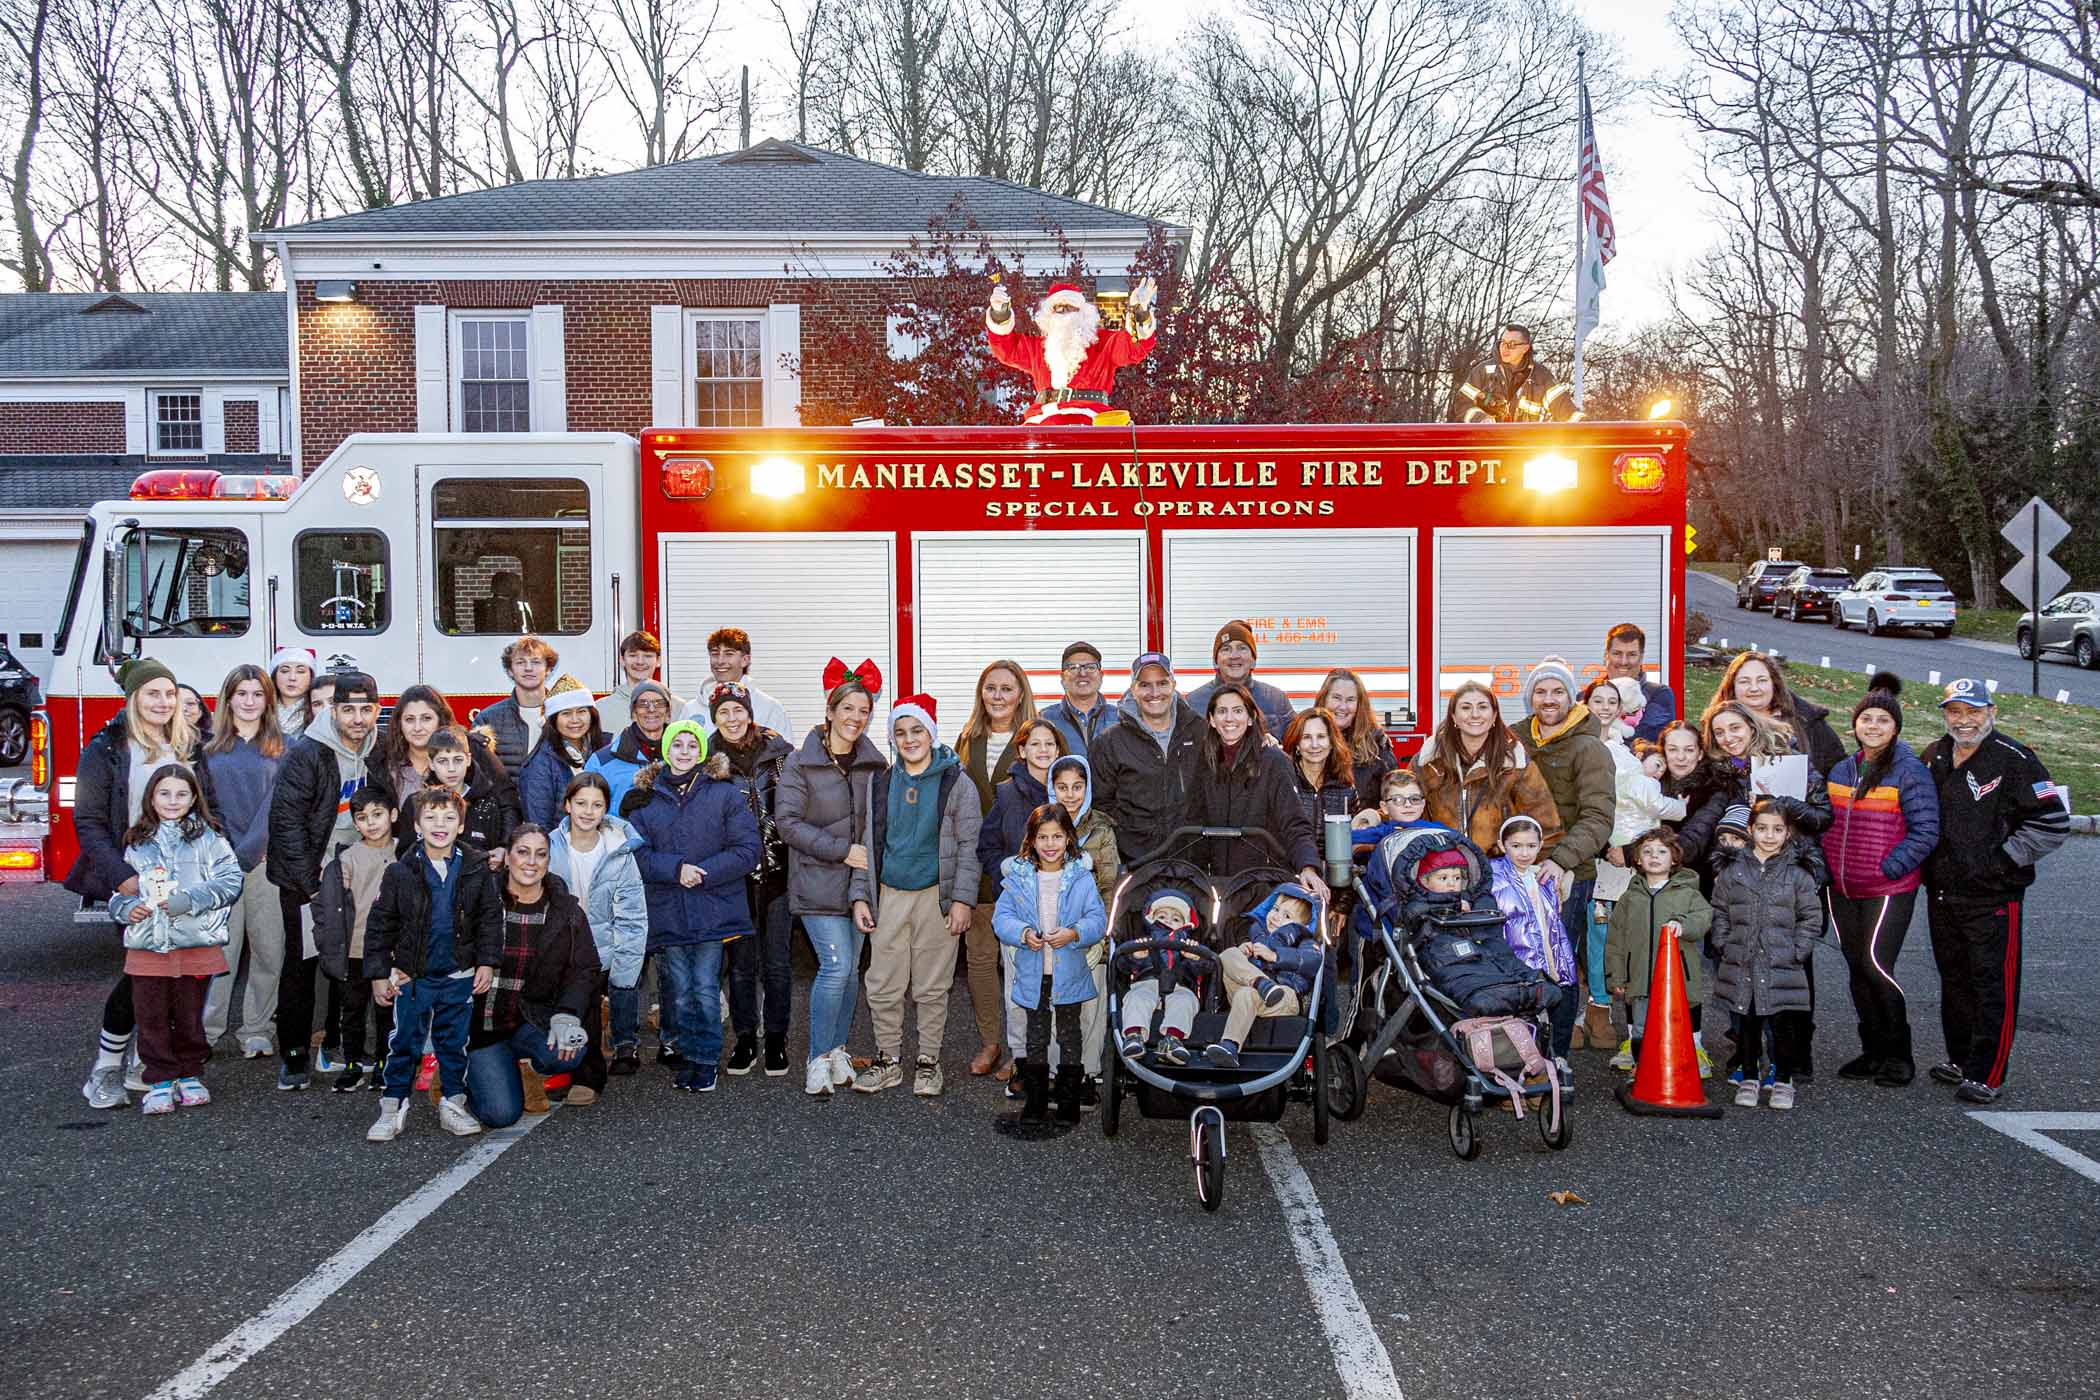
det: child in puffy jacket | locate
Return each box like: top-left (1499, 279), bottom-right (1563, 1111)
top-left (1605, 828), bottom-right (1714, 1076)
top-left (993, 803), bottom-right (1106, 1126)
top-left (1118, 888), bottom-right (1205, 1066)
top-left (1488, 815), bottom-right (1577, 1069)
top-left (109, 764), bottom-right (242, 1115)
top-left (1712, 799), bottom-right (1827, 1111)
top-left (1207, 883), bottom-right (1323, 1069)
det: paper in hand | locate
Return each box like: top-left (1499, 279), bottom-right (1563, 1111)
top-left (1750, 754), bottom-right (1809, 801)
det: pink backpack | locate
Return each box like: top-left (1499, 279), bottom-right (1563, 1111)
top-left (1451, 1015), bottom-right (1563, 1136)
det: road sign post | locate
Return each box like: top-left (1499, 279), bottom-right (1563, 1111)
top-left (2000, 496), bottom-right (2072, 698)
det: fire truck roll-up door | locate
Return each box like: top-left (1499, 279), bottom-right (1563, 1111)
top-left (1434, 527), bottom-right (1670, 722)
top-left (1162, 528), bottom-right (1416, 726)
top-left (914, 531), bottom-right (1145, 722)
top-left (658, 532), bottom-right (897, 742)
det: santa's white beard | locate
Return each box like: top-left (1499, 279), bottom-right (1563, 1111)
top-left (1038, 305), bottom-right (1101, 388)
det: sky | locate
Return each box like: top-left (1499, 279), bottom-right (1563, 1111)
top-left (711, 0), bottom-right (1710, 334)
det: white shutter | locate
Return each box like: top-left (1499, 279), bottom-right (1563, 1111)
top-left (1435, 528), bottom-right (1669, 721)
top-left (914, 532), bottom-right (1146, 724)
top-left (766, 302), bottom-right (801, 426)
top-left (658, 532), bottom-right (895, 742)
top-left (1163, 528), bottom-right (1417, 725)
top-left (201, 387), bottom-right (227, 455)
top-left (257, 391), bottom-right (282, 457)
top-left (122, 388), bottom-right (147, 455)
top-left (413, 304), bottom-right (448, 431)
top-left (530, 304), bottom-right (566, 431)
top-left (650, 304), bottom-right (683, 426)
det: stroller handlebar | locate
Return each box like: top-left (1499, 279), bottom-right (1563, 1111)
top-left (1125, 825), bottom-right (1290, 868)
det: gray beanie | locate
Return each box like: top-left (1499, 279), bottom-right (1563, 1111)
top-left (1522, 655), bottom-right (1580, 709)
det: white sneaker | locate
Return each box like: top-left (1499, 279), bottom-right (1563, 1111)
top-left (1733, 1077), bottom-right (1760, 1109)
top-left (240, 1035), bottom-right (273, 1059)
top-left (436, 1093), bottom-right (484, 1136)
top-left (828, 1046), bottom-right (855, 1087)
top-left (174, 1077), bottom-right (211, 1107)
top-left (81, 1065), bottom-right (129, 1109)
top-left (913, 1055), bottom-right (943, 1097)
top-left (367, 1097), bottom-right (409, 1142)
top-left (804, 1056), bottom-right (835, 1096)
top-left (122, 1047), bottom-right (149, 1094)
top-left (1768, 1081), bottom-right (1797, 1111)
top-left (853, 1053), bottom-right (902, 1094)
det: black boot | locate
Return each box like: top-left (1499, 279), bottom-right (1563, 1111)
top-left (1053, 1065), bottom-right (1082, 1123)
top-left (1020, 1061), bottom-right (1051, 1123)
top-left (1838, 1031), bottom-right (1880, 1081)
top-left (1874, 1026), bottom-right (1915, 1087)
top-left (762, 1032), bottom-right (790, 1077)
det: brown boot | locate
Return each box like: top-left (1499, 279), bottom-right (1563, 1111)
top-left (565, 1085), bottom-right (598, 1106)
top-left (519, 1062), bottom-right (550, 1114)
top-left (969, 1043), bottom-right (1002, 1077)
top-left (1583, 1002), bottom-right (1615, 1052)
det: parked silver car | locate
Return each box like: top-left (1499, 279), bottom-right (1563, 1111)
top-left (2017, 592), bottom-right (2100, 669)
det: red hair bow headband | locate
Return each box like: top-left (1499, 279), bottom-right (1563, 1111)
top-left (823, 656), bottom-right (883, 698)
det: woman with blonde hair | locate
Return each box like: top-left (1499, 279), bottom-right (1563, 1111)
top-left (1701, 651), bottom-right (1845, 777)
top-left (956, 659), bottom-right (1039, 1078)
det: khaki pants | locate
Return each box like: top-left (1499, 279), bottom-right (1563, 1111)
top-left (866, 885), bottom-right (960, 1059)
top-left (1220, 945), bottom-right (1301, 1047)
top-left (203, 864), bottom-right (285, 1044)
top-left (967, 902), bottom-right (1005, 1050)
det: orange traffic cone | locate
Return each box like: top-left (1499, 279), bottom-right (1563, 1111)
top-left (1614, 920), bottom-right (1722, 1118)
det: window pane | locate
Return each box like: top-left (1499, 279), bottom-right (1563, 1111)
top-left (294, 530), bottom-right (390, 634)
top-left (122, 528), bottom-right (250, 638)
top-left (458, 317), bottom-right (531, 433)
top-left (431, 477), bottom-right (590, 635)
top-left (155, 394), bottom-right (203, 453)
top-left (693, 317), bottom-right (764, 426)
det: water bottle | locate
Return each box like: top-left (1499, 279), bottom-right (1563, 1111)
top-left (1324, 812), bottom-right (1353, 892)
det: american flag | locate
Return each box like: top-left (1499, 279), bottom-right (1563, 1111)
top-left (1578, 80), bottom-right (1616, 266)
top-left (1573, 69), bottom-right (1613, 391)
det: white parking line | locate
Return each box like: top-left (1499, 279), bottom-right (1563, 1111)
top-left (1967, 1111), bottom-right (2100, 1186)
top-left (1252, 1122), bottom-right (1404, 1400)
top-left (144, 1110), bottom-right (555, 1400)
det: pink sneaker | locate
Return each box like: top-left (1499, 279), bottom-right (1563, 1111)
top-left (174, 1077), bottom-right (211, 1107)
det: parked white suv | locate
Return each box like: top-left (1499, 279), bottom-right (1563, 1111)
top-left (1834, 569), bottom-right (1959, 637)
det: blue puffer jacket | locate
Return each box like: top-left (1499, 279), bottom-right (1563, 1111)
top-left (584, 724), bottom-right (663, 815)
top-left (1488, 855), bottom-right (1575, 985)
top-left (1240, 883), bottom-right (1325, 998)
top-left (547, 815), bottom-right (649, 989)
top-left (625, 758), bottom-right (760, 950)
top-left (109, 820), bottom-right (242, 954)
top-left (520, 739), bottom-right (591, 832)
top-left (976, 764), bottom-right (1049, 878)
top-left (993, 855), bottom-right (1107, 1008)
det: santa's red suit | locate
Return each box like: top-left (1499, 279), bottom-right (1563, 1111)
top-left (985, 282), bottom-right (1157, 425)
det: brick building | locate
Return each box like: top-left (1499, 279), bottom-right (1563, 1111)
top-left (267, 139), bottom-right (1163, 470)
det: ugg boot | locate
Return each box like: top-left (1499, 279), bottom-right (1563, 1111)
top-left (1019, 1060), bottom-right (1052, 1123)
top-left (519, 1062), bottom-right (550, 1114)
top-left (1052, 1065), bottom-right (1083, 1123)
top-left (1583, 1002), bottom-right (1614, 1052)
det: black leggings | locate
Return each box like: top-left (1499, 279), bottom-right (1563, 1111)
top-left (102, 973), bottom-right (135, 1037)
top-left (1024, 976), bottom-right (1083, 1065)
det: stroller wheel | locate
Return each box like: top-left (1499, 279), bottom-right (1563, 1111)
top-left (1326, 1042), bottom-right (1368, 1123)
top-left (1191, 1107), bottom-right (1226, 1212)
top-left (1447, 1104), bottom-right (1481, 1162)
top-left (1101, 1056), bottom-right (1123, 1139)
top-left (1538, 1094), bottom-right (1573, 1151)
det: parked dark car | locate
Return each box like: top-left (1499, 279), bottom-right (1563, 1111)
top-left (2017, 592), bottom-right (2100, 669)
top-left (1736, 559), bottom-right (1806, 611)
top-left (0, 644), bottom-right (37, 768)
top-left (1772, 566), bottom-right (1855, 622)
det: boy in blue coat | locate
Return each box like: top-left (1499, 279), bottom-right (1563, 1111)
top-left (1207, 883), bottom-right (1322, 1068)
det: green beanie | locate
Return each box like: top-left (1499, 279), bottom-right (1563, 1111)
top-left (119, 657), bottom-right (176, 698)
top-left (660, 719), bottom-right (709, 765)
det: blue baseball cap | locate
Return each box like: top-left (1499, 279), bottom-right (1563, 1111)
top-left (1939, 677), bottom-right (1992, 708)
top-left (1131, 651), bottom-right (1174, 678)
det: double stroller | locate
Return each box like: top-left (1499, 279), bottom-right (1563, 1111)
top-left (1343, 826), bottom-right (1572, 1160)
top-left (1100, 826), bottom-right (1346, 1211)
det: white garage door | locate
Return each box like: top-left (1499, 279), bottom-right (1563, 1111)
top-left (0, 531), bottom-right (83, 684)
top-left (914, 531), bottom-right (1145, 723)
top-left (1162, 528), bottom-right (1416, 725)
top-left (1435, 528), bottom-right (1669, 721)
top-left (658, 533), bottom-right (896, 743)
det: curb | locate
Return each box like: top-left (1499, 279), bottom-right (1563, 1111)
top-left (2073, 816), bottom-right (2098, 837)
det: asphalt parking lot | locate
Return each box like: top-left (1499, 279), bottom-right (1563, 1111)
top-left (4, 841), bottom-right (2097, 1400)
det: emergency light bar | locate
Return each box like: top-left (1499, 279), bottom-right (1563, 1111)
top-left (130, 469), bottom-right (294, 501)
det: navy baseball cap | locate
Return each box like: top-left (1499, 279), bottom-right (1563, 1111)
top-left (1131, 651), bottom-right (1174, 678)
top-left (1938, 677), bottom-right (1992, 708)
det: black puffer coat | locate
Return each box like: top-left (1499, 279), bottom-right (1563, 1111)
top-left (1708, 841), bottom-right (1825, 1016)
top-left (711, 726), bottom-right (796, 910)
top-left (470, 873), bottom-right (602, 1049)
top-left (360, 843), bottom-right (504, 981)
top-left (1089, 699), bottom-right (1205, 864)
top-left (1189, 739), bottom-right (1318, 878)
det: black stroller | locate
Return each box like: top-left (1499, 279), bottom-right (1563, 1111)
top-left (1100, 827), bottom-right (1340, 1211)
top-left (1346, 827), bottom-right (1572, 1160)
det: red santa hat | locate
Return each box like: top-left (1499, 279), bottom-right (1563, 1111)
top-left (1040, 281), bottom-right (1087, 310)
top-left (891, 692), bottom-right (938, 745)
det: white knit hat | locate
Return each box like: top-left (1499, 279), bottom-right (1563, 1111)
top-left (270, 646), bottom-right (317, 674)
top-left (544, 683), bottom-right (597, 719)
top-left (1522, 655), bottom-right (1579, 708)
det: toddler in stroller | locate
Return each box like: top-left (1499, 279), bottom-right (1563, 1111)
top-left (1117, 889), bottom-right (1206, 1067)
top-left (1206, 883), bottom-right (1322, 1069)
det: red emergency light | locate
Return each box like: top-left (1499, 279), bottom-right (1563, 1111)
top-left (661, 457), bottom-right (715, 500)
top-left (132, 468), bottom-right (221, 499)
top-left (1614, 452), bottom-right (1667, 494)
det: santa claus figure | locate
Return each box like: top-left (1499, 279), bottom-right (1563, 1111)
top-left (985, 276), bottom-right (1159, 425)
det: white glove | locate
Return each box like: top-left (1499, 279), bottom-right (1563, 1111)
top-left (988, 283), bottom-right (1012, 320)
top-left (1128, 275), bottom-right (1158, 315)
top-left (548, 1013), bottom-right (587, 1058)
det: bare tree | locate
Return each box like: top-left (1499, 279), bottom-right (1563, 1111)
top-left (848, 0), bottom-right (950, 171)
top-left (0, 0), bottom-right (55, 290)
top-left (597, 0), bottom-right (729, 166)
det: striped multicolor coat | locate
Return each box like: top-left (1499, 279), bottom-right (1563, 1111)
top-left (1822, 740), bottom-right (1941, 898)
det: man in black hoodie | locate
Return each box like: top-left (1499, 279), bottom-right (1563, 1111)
top-left (1090, 652), bottom-right (1204, 864)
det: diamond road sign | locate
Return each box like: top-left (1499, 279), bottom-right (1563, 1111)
top-left (2001, 496), bottom-right (2071, 554)
top-left (2002, 556), bottom-right (2070, 611)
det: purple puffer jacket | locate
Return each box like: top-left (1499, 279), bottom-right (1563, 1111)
top-left (1489, 855), bottom-right (1575, 986)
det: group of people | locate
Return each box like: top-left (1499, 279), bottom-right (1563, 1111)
top-left (67, 607), bottom-right (2068, 1140)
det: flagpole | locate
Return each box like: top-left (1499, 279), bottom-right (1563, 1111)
top-left (1573, 46), bottom-right (1587, 411)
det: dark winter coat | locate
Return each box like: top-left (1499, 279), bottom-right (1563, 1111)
top-left (1089, 697), bottom-right (1205, 863)
top-left (471, 874), bottom-right (602, 1048)
top-left (1516, 708), bottom-right (1616, 880)
top-left (1240, 884), bottom-right (1325, 999)
top-left (475, 694), bottom-right (536, 779)
top-left (1781, 696), bottom-right (1847, 778)
top-left (1604, 866), bottom-right (1715, 1006)
top-left (1823, 740), bottom-right (1941, 897)
top-left (852, 748), bottom-right (984, 918)
top-left (1673, 756), bottom-right (1833, 869)
top-left (976, 764), bottom-right (1051, 892)
top-left (711, 726), bottom-right (796, 911)
top-left (1348, 738), bottom-right (1397, 815)
top-left (1189, 739), bottom-right (1318, 877)
top-left (775, 726), bottom-right (887, 917)
top-left (1289, 763), bottom-right (1358, 857)
top-left (64, 715), bottom-right (208, 901)
top-left (519, 737), bottom-right (592, 832)
top-left (361, 842), bottom-right (504, 980)
top-left (1918, 731), bottom-right (2069, 901)
top-left (265, 714), bottom-right (378, 902)
top-left (1709, 841), bottom-right (1825, 1016)
top-left (625, 757), bottom-right (760, 948)
top-left (395, 754), bottom-right (520, 860)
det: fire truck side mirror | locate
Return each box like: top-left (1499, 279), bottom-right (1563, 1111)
top-left (100, 520), bottom-right (142, 678)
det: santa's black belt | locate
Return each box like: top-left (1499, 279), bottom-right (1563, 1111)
top-left (1034, 388), bottom-right (1109, 406)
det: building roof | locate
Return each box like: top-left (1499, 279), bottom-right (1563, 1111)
top-left (0, 293), bottom-right (287, 379)
top-left (269, 140), bottom-right (1167, 241)
top-left (0, 454), bottom-right (287, 512)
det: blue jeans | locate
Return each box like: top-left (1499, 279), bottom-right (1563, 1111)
top-left (1562, 878), bottom-right (1607, 1006)
top-left (728, 893), bottom-right (793, 1038)
top-left (463, 1021), bottom-right (587, 1128)
top-left (379, 973), bottom-right (473, 1099)
top-left (657, 941), bottom-right (726, 1068)
top-left (802, 914), bottom-right (862, 1059)
top-left (609, 983), bottom-right (640, 1055)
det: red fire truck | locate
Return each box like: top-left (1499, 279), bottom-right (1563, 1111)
top-left (8, 420), bottom-right (1686, 885)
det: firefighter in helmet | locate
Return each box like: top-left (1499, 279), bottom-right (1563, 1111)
top-left (1450, 323), bottom-right (1582, 423)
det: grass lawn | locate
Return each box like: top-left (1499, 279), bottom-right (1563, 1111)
top-left (1952, 607), bottom-right (2025, 645)
top-left (1688, 561), bottom-right (1740, 581)
top-left (1684, 659), bottom-right (2099, 815)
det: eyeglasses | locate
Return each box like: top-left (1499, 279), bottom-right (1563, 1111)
top-left (1063, 662), bottom-right (1101, 675)
top-left (1389, 794), bottom-right (1426, 806)
top-left (633, 699), bottom-right (670, 713)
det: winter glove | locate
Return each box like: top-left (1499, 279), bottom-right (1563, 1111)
top-left (162, 888), bottom-right (195, 917)
top-left (547, 1013), bottom-right (587, 1059)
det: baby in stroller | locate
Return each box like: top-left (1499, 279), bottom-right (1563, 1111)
top-left (1207, 883), bottom-right (1323, 1069)
top-left (1118, 889), bottom-right (1207, 1066)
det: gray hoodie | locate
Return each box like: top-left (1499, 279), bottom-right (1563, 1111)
top-left (310, 709), bottom-right (378, 859)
